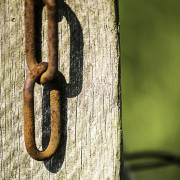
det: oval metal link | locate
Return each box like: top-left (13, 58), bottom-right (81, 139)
top-left (23, 62), bottom-right (61, 161)
top-left (25, 0), bottom-right (58, 84)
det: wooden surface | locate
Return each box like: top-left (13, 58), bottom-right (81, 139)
top-left (0, 0), bottom-right (121, 179)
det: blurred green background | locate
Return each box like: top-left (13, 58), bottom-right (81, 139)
top-left (119, 0), bottom-right (180, 179)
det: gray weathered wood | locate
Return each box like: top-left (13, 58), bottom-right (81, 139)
top-left (0, 0), bottom-right (121, 179)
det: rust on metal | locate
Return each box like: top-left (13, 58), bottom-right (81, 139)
top-left (23, 62), bottom-right (62, 161)
top-left (24, 0), bottom-right (60, 160)
top-left (25, 0), bottom-right (38, 71)
top-left (24, 0), bottom-right (60, 161)
top-left (25, 0), bottom-right (58, 84)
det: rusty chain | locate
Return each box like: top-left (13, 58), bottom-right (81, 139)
top-left (24, 0), bottom-right (61, 161)
top-left (25, 0), bottom-right (58, 84)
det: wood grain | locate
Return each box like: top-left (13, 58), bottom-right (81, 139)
top-left (0, 0), bottom-right (121, 179)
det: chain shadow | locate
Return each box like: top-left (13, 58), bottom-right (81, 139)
top-left (41, 0), bottom-right (83, 173)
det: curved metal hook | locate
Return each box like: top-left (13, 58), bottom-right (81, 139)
top-left (23, 62), bottom-right (62, 161)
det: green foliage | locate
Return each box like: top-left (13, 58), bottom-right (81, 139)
top-left (120, 0), bottom-right (180, 179)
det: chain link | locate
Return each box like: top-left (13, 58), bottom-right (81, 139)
top-left (24, 0), bottom-right (61, 161)
top-left (25, 0), bottom-right (58, 84)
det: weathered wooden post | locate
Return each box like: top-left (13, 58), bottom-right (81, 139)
top-left (0, 0), bottom-right (122, 179)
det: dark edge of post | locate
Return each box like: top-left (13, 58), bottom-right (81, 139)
top-left (114, 0), bottom-right (123, 179)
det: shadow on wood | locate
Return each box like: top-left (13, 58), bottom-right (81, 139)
top-left (41, 0), bottom-right (84, 173)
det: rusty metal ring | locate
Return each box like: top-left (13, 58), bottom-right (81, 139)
top-left (25, 0), bottom-right (58, 84)
top-left (23, 62), bottom-right (61, 161)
